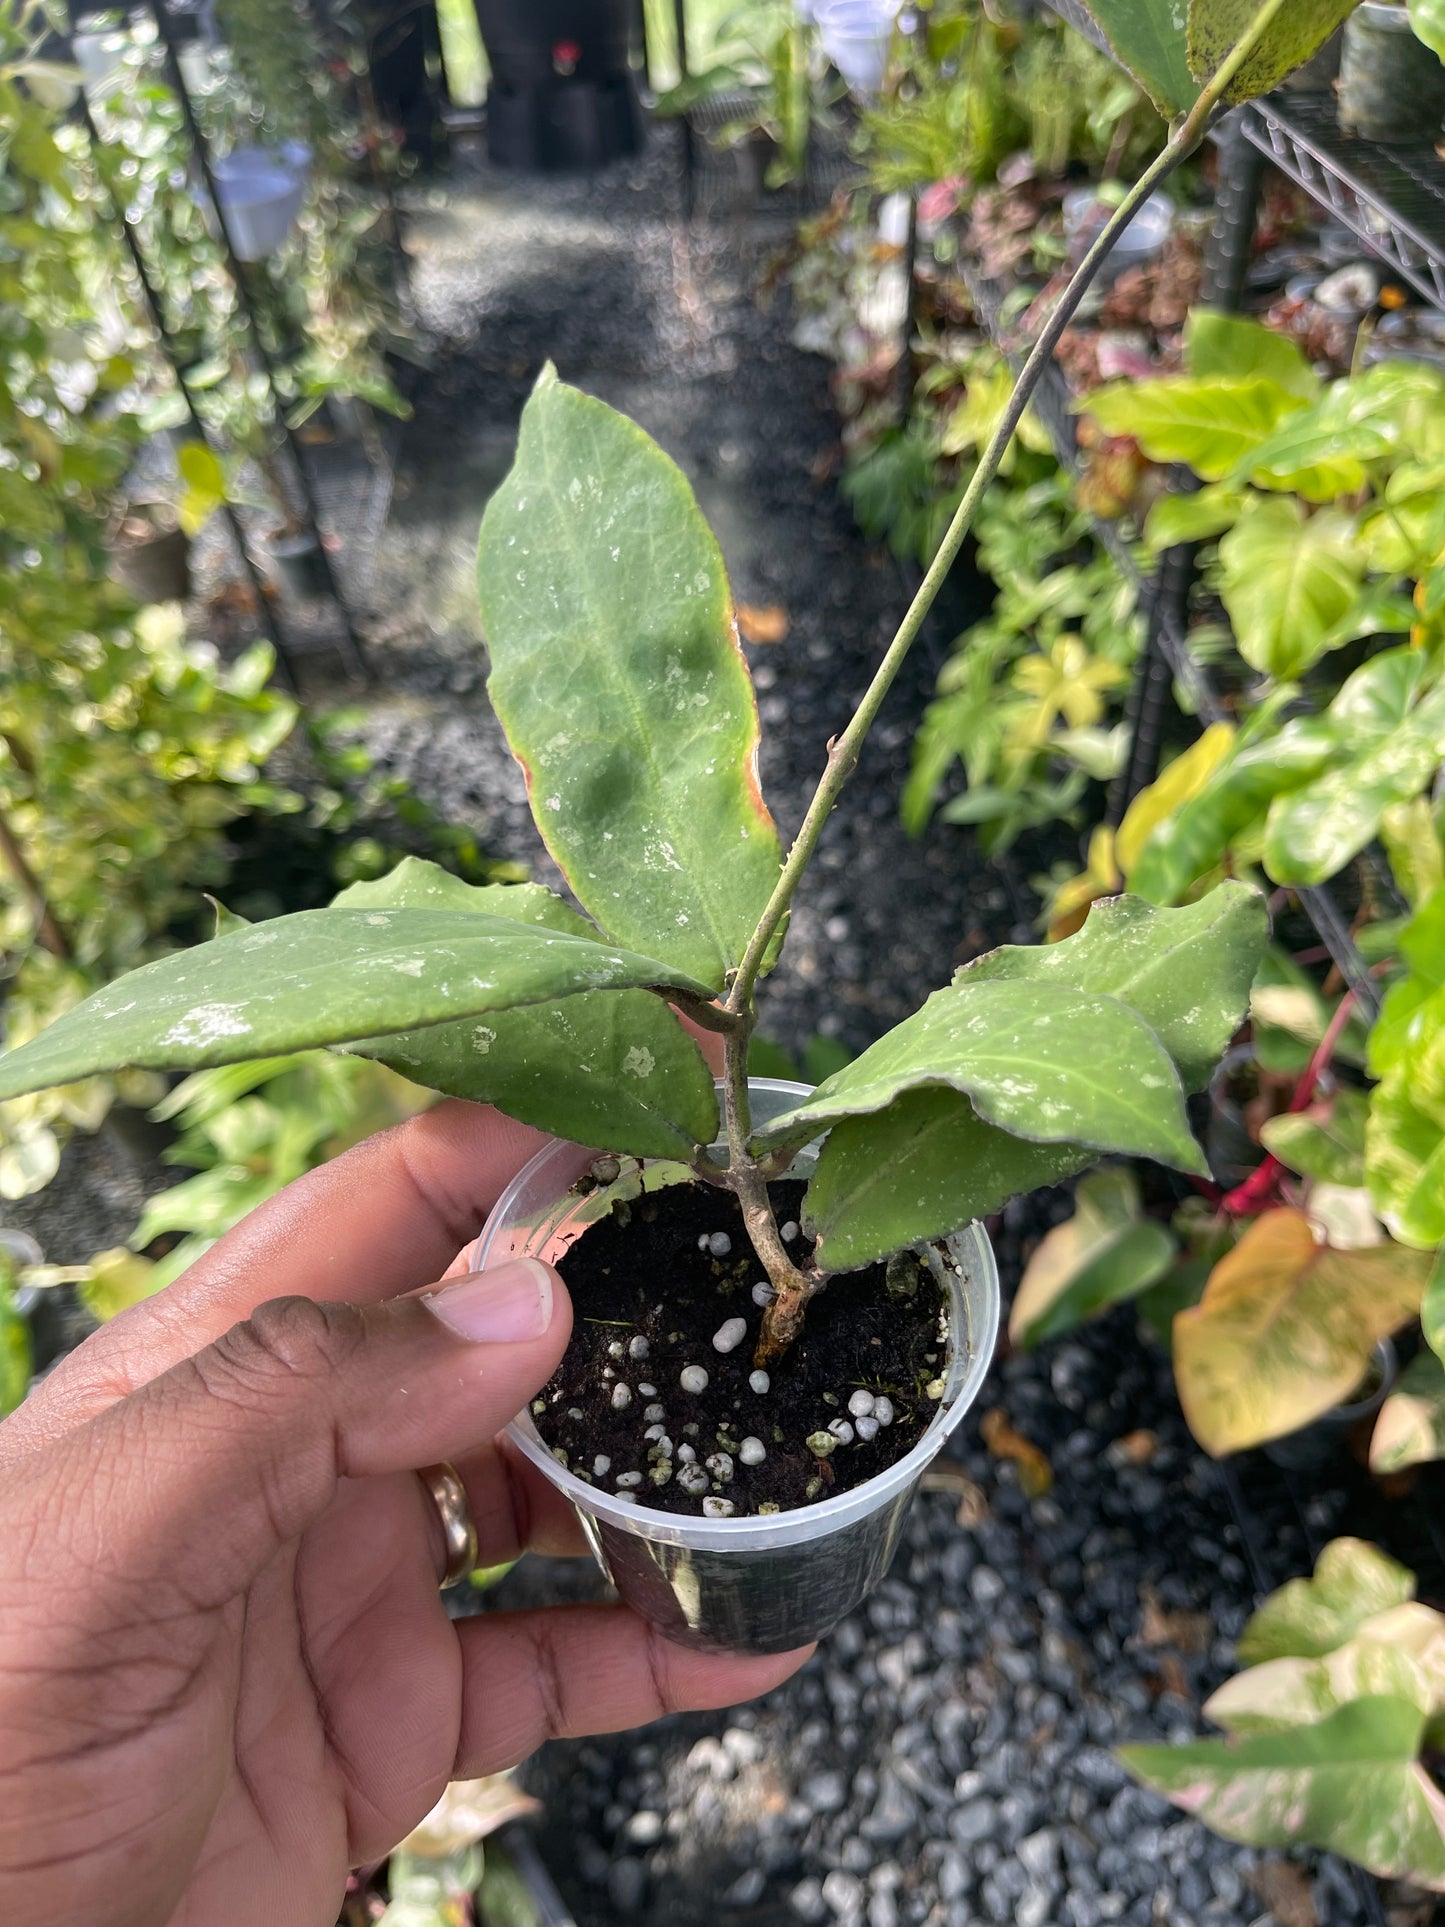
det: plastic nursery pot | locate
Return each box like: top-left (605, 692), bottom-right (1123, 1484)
top-left (1262, 1338), bottom-right (1399, 1472)
top-left (211, 148), bottom-right (308, 262)
top-left (475, 1078), bottom-right (1001, 1655)
top-left (107, 521), bottom-right (191, 605)
top-left (1062, 189), bottom-right (1175, 272)
top-left (265, 529), bottom-right (330, 600)
top-left (1205, 1043), bottom-right (1267, 1190)
top-left (1339, 2), bottom-right (1445, 142)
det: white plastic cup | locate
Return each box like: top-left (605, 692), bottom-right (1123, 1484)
top-left (211, 147), bottom-right (308, 260)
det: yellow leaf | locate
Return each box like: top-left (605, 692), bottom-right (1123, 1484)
top-left (1117, 722), bottom-right (1236, 879)
top-left (1046, 825), bottom-right (1120, 941)
top-left (1173, 1210), bottom-right (1429, 1457)
top-left (737, 602), bottom-right (790, 644)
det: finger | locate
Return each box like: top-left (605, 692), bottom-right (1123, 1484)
top-left (453, 1604), bottom-right (812, 1777)
top-left (20, 1260), bottom-right (572, 1612)
top-left (453, 1434), bottom-right (591, 1564)
top-left (4, 1099), bottom-right (552, 1452)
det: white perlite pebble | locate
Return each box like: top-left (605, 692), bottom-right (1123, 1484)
top-left (712, 1317), bottom-right (748, 1355)
top-left (628, 1335), bottom-right (650, 1360)
top-left (615, 1471), bottom-right (643, 1489)
top-left (593, 1454), bottom-right (611, 1477)
top-left (680, 1364), bottom-right (710, 1394)
top-left (607, 1339), bottom-right (625, 1359)
top-left (749, 1369), bottom-right (771, 1395)
top-left (678, 1462), bottom-right (709, 1494)
top-left (874, 1396), bottom-right (895, 1427)
top-left (751, 1281), bottom-right (775, 1308)
top-left (677, 1443), bottom-right (697, 1463)
top-left (644, 1403), bottom-right (665, 1423)
top-left (707, 1232), bottom-right (733, 1258)
top-left (611, 1383), bottom-right (632, 1410)
top-left (644, 1423), bottom-right (668, 1441)
top-left (706, 1452), bottom-right (735, 1482)
top-left (568, 1406), bottom-right (584, 1421)
top-left (637, 1383), bottom-right (657, 1398)
top-left (697, 1234), bottom-right (710, 1251)
top-left (613, 1491), bottom-right (636, 1504)
top-left (702, 1496), bottom-right (737, 1517)
top-left (739, 1436), bottom-right (766, 1466)
top-left (781, 1222), bottom-right (799, 1241)
top-left (855, 1415), bottom-right (880, 1442)
top-left (848, 1389), bottom-right (876, 1419)
top-left (828, 1419), bottom-right (855, 1445)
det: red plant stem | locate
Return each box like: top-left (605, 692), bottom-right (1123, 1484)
top-left (1220, 990), bottom-right (1357, 1217)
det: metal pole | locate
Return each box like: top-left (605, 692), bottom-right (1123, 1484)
top-left (73, 87), bottom-right (299, 685)
top-left (145, 0), bottom-right (371, 679)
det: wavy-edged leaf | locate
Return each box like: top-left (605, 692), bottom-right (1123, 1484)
top-left (1083, 377), bottom-right (1306, 481)
top-left (1173, 1210), bottom-right (1430, 1456)
top-left (1259, 1088), bottom-right (1369, 1186)
top-left (0, 909), bottom-right (710, 1100)
top-left (332, 860), bottom-right (717, 1157)
top-left (1218, 498), bottom-right (1365, 679)
top-left (1010, 1166), bottom-right (1176, 1348)
top-left (1239, 1539), bottom-right (1417, 1665)
top-left (803, 1086), bottom-right (1093, 1275)
top-left (1122, 1697), bottom-right (1445, 1889)
top-left (1073, 0), bottom-right (1197, 114)
top-left (476, 369), bottom-right (781, 991)
top-left (1188, 0), bottom-right (1365, 104)
top-left (1371, 1349), bottom-right (1445, 1474)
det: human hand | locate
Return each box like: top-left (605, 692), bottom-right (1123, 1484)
top-left (0, 1099), bottom-right (808, 1927)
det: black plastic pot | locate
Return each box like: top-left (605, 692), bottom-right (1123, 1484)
top-left (1339, 2), bottom-right (1445, 141)
top-left (1262, 1338), bottom-right (1399, 1471)
top-left (1206, 1044), bottom-right (1268, 1190)
top-left (266, 529), bottom-right (330, 600)
top-left (471, 0), bottom-right (643, 169)
top-left (107, 523), bottom-right (192, 604)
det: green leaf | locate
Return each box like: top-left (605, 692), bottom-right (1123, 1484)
top-left (803, 1086), bottom-right (1094, 1275)
top-left (0, 1264), bottom-right (31, 1417)
top-left (1184, 311), bottom-right (1321, 399)
top-left (753, 977), bottom-right (1205, 1174)
top-left (1239, 405), bottom-right (1394, 502)
top-left (1082, 378), bottom-right (1306, 481)
top-left (1426, 1248), bottom-right (1445, 1364)
top-left (1074, 0), bottom-right (1199, 113)
top-left (0, 909), bottom-right (710, 1100)
top-left (1187, 0), bottom-right (1361, 102)
top-left (78, 1248), bottom-right (164, 1324)
top-left (1009, 1166), bottom-right (1177, 1348)
top-left (1207, 1623), bottom-right (1445, 1735)
top-left (1367, 1024), bottom-right (1445, 1250)
top-left (1370, 1349), bottom-right (1445, 1473)
top-left (1122, 1697), bottom-right (1445, 1888)
top-left (952, 884), bottom-right (1268, 1093)
top-left (332, 861), bottom-right (717, 1157)
top-left (1370, 883), bottom-right (1445, 1078)
top-left (1143, 484), bottom-right (1247, 554)
top-left (1408, 0), bottom-right (1445, 59)
top-left (476, 370), bottom-right (781, 991)
top-left (1259, 1088), bottom-right (1369, 1186)
top-left (1239, 1537), bottom-right (1416, 1665)
top-left (1218, 499), bottom-right (1365, 679)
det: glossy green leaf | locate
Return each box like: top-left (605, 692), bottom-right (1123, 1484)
top-left (476, 370), bottom-right (781, 991)
top-left (1009, 1167), bottom-right (1176, 1348)
top-left (1238, 405), bottom-right (1393, 502)
top-left (1074, 0), bottom-right (1197, 112)
top-left (1369, 882), bottom-right (1445, 1078)
top-left (332, 861), bottom-right (717, 1157)
top-left (1239, 1537), bottom-right (1416, 1665)
top-left (1370, 1350), bottom-right (1445, 1474)
top-left (0, 909), bottom-right (710, 1100)
top-left (1083, 378), bottom-right (1305, 481)
top-left (803, 1086), bottom-right (1094, 1275)
top-left (1218, 499), bottom-right (1364, 679)
top-left (1184, 311), bottom-right (1320, 399)
top-left (1408, 0), bottom-right (1445, 60)
top-left (1122, 1697), bottom-right (1445, 1889)
top-left (1188, 0), bottom-right (1366, 103)
top-left (1259, 1088), bottom-right (1368, 1186)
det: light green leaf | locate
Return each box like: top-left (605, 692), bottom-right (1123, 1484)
top-left (1009, 1167), bottom-right (1176, 1348)
top-left (1206, 1631), bottom-right (1445, 1737)
top-left (332, 861), bottom-right (717, 1157)
top-left (1238, 1537), bottom-right (1416, 1665)
top-left (0, 1265), bottom-right (31, 1417)
top-left (1370, 1349), bottom-right (1445, 1473)
top-left (1217, 498), bottom-right (1365, 679)
top-left (476, 370), bottom-right (782, 991)
top-left (1239, 406), bottom-right (1393, 502)
top-left (1259, 1087), bottom-right (1369, 1186)
top-left (1122, 1697), bottom-right (1445, 1889)
top-left (1188, 0), bottom-right (1361, 101)
top-left (1074, 0), bottom-right (1199, 112)
top-left (1426, 1249), bottom-right (1445, 1364)
top-left (1370, 883), bottom-right (1445, 1078)
top-left (753, 978), bottom-right (1205, 1175)
top-left (1408, 0), bottom-right (1445, 60)
top-left (1143, 484), bottom-right (1247, 554)
top-left (1184, 311), bottom-right (1321, 399)
top-left (78, 1248), bottom-right (165, 1323)
top-left (803, 1086), bottom-right (1094, 1275)
top-left (1083, 378), bottom-right (1306, 481)
top-left (1367, 1025), bottom-right (1445, 1250)
top-left (0, 910), bottom-right (710, 1100)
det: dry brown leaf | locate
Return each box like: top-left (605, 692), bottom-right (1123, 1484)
top-left (1139, 1584), bottom-right (1212, 1655)
top-left (737, 602), bottom-right (790, 645)
top-left (1249, 1857), bottom-right (1319, 1927)
top-left (1112, 1429), bottom-right (1159, 1467)
top-left (980, 1407), bottom-right (1053, 1497)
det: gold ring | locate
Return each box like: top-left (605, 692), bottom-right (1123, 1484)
top-left (417, 1462), bottom-right (478, 1591)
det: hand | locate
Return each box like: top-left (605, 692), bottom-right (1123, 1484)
top-left (0, 1100), bottom-right (808, 1927)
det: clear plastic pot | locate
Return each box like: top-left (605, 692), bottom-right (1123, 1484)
top-left (474, 1079), bottom-right (1000, 1654)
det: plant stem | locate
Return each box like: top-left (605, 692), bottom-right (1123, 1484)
top-left (0, 804), bottom-right (71, 961)
top-left (719, 1020), bottom-right (816, 1361)
top-left (725, 0), bottom-right (1288, 1023)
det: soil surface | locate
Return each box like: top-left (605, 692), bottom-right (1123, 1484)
top-left (535, 1179), bottom-right (947, 1517)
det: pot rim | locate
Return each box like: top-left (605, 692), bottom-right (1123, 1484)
top-left (479, 1076), bottom-right (1001, 1552)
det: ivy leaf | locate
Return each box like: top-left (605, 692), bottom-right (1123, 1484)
top-left (1239, 1538), bottom-right (1417, 1664)
top-left (476, 369), bottom-right (782, 991)
top-left (1259, 1088), bottom-right (1369, 1186)
top-left (1370, 1350), bottom-right (1445, 1474)
top-left (0, 909), bottom-right (711, 1099)
top-left (1072, 0), bottom-right (1198, 114)
top-left (332, 860), bottom-right (717, 1158)
top-left (1172, 1210), bottom-right (1430, 1456)
top-left (1218, 499), bottom-right (1365, 679)
top-left (1183, 311), bottom-right (1320, 400)
top-left (1188, 0), bottom-right (1366, 104)
top-left (1009, 1166), bottom-right (1177, 1348)
top-left (1121, 1698), bottom-right (1445, 1889)
top-left (1082, 378), bottom-right (1306, 481)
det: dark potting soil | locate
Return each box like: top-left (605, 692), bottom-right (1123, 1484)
top-left (532, 1179), bottom-right (948, 1518)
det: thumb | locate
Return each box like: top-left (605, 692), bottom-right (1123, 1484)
top-left (35, 1260), bottom-right (570, 1611)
